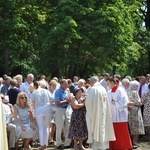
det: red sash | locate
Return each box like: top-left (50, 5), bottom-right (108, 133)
top-left (111, 85), bottom-right (119, 92)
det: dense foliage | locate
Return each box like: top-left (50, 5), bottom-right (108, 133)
top-left (0, 0), bottom-right (149, 79)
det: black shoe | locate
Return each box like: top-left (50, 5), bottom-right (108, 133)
top-left (29, 140), bottom-right (34, 146)
top-left (83, 143), bottom-right (89, 148)
top-left (30, 140), bottom-right (37, 146)
top-left (9, 148), bottom-right (15, 150)
top-left (56, 145), bottom-right (64, 149)
top-left (63, 145), bottom-right (72, 149)
top-left (139, 135), bottom-right (147, 140)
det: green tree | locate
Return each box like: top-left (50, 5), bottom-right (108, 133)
top-left (0, 0), bottom-right (42, 77)
top-left (40, 0), bottom-right (140, 78)
top-left (126, 0), bottom-right (150, 76)
top-left (0, 0), bottom-right (148, 79)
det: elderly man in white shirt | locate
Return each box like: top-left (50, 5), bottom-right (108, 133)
top-left (2, 95), bottom-right (17, 150)
top-left (20, 73), bottom-right (34, 104)
top-left (138, 76), bottom-right (149, 97)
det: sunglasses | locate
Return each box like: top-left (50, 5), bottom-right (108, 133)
top-left (20, 96), bottom-right (27, 99)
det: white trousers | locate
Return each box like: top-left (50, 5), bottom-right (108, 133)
top-left (54, 108), bottom-right (71, 146)
top-left (7, 123), bottom-right (17, 148)
top-left (36, 113), bottom-right (50, 146)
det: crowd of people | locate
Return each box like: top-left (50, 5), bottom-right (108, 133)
top-left (0, 73), bottom-right (150, 150)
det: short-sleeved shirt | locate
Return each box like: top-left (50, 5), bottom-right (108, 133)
top-left (30, 89), bottom-right (51, 115)
top-left (19, 82), bottom-right (33, 99)
top-left (7, 88), bottom-right (21, 105)
top-left (54, 87), bottom-right (68, 108)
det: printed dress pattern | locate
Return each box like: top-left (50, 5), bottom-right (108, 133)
top-left (128, 90), bottom-right (145, 135)
top-left (68, 99), bottom-right (88, 140)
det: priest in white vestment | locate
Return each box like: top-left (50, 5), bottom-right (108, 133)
top-left (0, 97), bottom-right (8, 150)
top-left (85, 76), bottom-right (115, 150)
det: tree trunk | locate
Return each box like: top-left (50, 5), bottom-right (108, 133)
top-left (51, 67), bottom-right (61, 79)
top-left (3, 47), bottom-right (9, 74)
top-left (112, 66), bottom-right (116, 76)
top-left (2, 3), bottom-right (9, 74)
top-left (68, 64), bottom-right (74, 79)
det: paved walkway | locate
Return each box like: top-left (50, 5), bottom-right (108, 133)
top-left (17, 139), bottom-right (150, 150)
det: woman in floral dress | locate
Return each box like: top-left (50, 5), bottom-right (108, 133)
top-left (141, 84), bottom-right (150, 141)
top-left (68, 88), bottom-right (88, 150)
top-left (127, 80), bottom-right (145, 146)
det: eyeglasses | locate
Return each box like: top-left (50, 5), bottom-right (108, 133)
top-left (20, 96), bottom-right (27, 99)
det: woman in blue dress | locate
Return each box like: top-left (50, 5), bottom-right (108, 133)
top-left (13, 92), bottom-right (37, 150)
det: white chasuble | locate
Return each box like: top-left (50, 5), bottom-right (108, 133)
top-left (85, 82), bottom-right (115, 149)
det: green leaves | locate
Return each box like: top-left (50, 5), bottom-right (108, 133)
top-left (0, 0), bottom-right (149, 78)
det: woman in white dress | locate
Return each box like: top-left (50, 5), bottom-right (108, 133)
top-left (31, 81), bottom-right (52, 150)
top-left (13, 92), bottom-right (37, 150)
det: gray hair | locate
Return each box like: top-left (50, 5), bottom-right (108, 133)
top-left (39, 80), bottom-right (46, 88)
top-left (129, 80), bottom-right (139, 89)
top-left (27, 73), bottom-right (34, 79)
top-left (90, 76), bottom-right (99, 82)
top-left (122, 78), bottom-right (130, 84)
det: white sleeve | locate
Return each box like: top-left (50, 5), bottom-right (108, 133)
top-left (4, 106), bottom-right (12, 124)
top-left (115, 90), bottom-right (128, 112)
